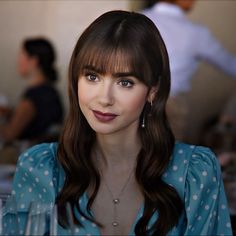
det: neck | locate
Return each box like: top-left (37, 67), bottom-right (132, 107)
top-left (95, 122), bottom-right (141, 169)
top-left (28, 70), bottom-right (47, 87)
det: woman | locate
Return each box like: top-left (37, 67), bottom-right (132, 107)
top-left (0, 38), bottom-right (64, 144)
top-left (3, 11), bottom-right (232, 235)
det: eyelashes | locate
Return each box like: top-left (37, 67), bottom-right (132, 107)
top-left (84, 72), bottom-right (135, 88)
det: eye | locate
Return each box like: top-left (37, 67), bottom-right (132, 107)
top-left (85, 73), bottom-right (99, 82)
top-left (118, 79), bottom-right (134, 88)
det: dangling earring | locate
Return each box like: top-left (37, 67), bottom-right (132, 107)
top-left (141, 115), bottom-right (145, 128)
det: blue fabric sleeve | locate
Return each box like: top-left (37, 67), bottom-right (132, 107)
top-left (2, 143), bottom-right (57, 235)
top-left (183, 146), bottom-right (233, 236)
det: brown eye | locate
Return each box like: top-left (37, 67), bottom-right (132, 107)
top-left (118, 79), bottom-right (134, 88)
top-left (86, 73), bottom-right (98, 82)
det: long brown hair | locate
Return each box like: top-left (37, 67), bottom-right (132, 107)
top-left (56, 10), bottom-right (183, 235)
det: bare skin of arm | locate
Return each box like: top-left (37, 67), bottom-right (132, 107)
top-left (0, 99), bottom-right (36, 143)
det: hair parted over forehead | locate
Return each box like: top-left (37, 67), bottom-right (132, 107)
top-left (69, 10), bottom-right (169, 90)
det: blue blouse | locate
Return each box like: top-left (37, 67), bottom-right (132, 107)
top-left (3, 142), bottom-right (233, 235)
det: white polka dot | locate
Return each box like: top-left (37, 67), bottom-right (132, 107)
top-left (40, 163), bottom-right (44, 167)
top-left (178, 149), bottom-right (184, 154)
top-left (18, 183), bottom-right (22, 188)
top-left (19, 162), bottom-right (23, 166)
top-left (35, 177), bottom-right (39, 182)
top-left (163, 172), bottom-right (168, 178)
top-left (202, 171), bottom-right (207, 176)
top-left (29, 188), bottom-right (32, 192)
top-left (190, 145), bottom-right (195, 149)
top-left (183, 160), bottom-right (188, 164)
top-left (43, 151), bottom-right (48, 155)
top-left (187, 206), bottom-right (190, 211)
top-left (213, 211), bottom-right (217, 216)
top-left (226, 222), bottom-right (231, 228)
top-left (212, 194), bottom-right (217, 200)
top-left (29, 167), bottom-right (33, 172)
top-left (92, 223), bottom-right (96, 227)
top-left (20, 193), bottom-right (24, 198)
top-left (29, 157), bottom-right (34, 162)
top-left (22, 177), bottom-right (26, 182)
top-left (200, 184), bottom-right (204, 189)
top-left (50, 181), bottom-right (53, 186)
top-left (43, 188), bottom-right (47, 193)
top-left (75, 228), bottom-right (80, 233)
top-left (39, 194), bottom-right (42, 199)
top-left (205, 205), bottom-right (209, 210)
top-left (81, 216), bottom-right (85, 221)
top-left (24, 172), bottom-right (28, 177)
top-left (197, 216), bottom-right (202, 221)
top-left (192, 178), bottom-right (196, 182)
top-left (213, 177), bottom-right (217, 182)
top-left (193, 195), bottom-right (198, 200)
top-left (44, 170), bottom-right (49, 176)
top-left (24, 152), bottom-right (29, 157)
top-left (20, 204), bottom-right (25, 209)
top-left (79, 199), bottom-right (82, 204)
top-left (210, 213), bottom-right (212, 218)
top-left (192, 154), bottom-right (197, 158)
top-left (179, 177), bottom-right (183, 182)
top-left (86, 234), bottom-right (91, 236)
top-left (207, 189), bottom-right (210, 193)
top-left (12, 190), bottom-right (16, 195)
top-left (173, 165), bottom-right (178, 171)
top-left (221, 204), bottom-right (226, 210)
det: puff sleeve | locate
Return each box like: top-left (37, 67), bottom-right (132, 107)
top-left (2, 143), bottom-right (59, 235)
top-left (183, 146), bottom-right (233, 236)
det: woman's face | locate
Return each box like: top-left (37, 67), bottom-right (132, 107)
top-left (17, 48), bottom-right (36, 78)
top-left (78, 66), bottom-right (153, 135)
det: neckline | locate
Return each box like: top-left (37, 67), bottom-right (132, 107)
top-left (83, 192), bottom-right (144, 236)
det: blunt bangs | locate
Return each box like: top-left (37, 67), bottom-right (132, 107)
top-left (74, 30), bottom-right (153, 87)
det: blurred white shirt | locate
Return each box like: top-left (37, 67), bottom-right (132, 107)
top-left (142, 3), bottom-right (236, 96)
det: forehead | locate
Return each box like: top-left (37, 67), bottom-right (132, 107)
top-left (77, 44), bottom-right (136, 75)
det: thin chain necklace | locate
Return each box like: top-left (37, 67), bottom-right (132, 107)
top-left (95, 150), bottom-right (135, 234)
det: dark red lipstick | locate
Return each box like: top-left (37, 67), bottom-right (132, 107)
top-left (92, 110), bottom-right (117, 122)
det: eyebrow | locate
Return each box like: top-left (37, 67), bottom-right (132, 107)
top-left (83, 65), bottom-right (136, 78)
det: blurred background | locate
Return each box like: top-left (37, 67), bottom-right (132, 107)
top-left (0, 0), bottom-right (236, 233)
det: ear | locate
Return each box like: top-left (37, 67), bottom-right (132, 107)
top-left (147, 86), bottom-right (158, 103)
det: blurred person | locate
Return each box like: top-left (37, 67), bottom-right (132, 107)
top-left (2, 11), bottom-right (232, 236)
top-left (142, 0), bottom-right (236, 141)
top-left (0, 38), bottom-right (64, 145)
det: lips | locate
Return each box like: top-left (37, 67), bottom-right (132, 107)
top-left (92, 110), bottom-right (118, 122)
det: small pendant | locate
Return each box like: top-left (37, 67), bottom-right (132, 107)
top-left (112, 222), bottom-right (119, 227)
top-left (113, 198), bottom-right (120, 204)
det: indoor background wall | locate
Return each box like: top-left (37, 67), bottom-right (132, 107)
top-left (0, 0), bottom-right (236, 143)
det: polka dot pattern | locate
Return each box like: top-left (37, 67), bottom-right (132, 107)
top-left (2, 143), bottom-right (233, 235)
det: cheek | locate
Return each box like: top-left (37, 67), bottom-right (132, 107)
top-left (17, 55), bottom-right (30, 75)
top-left (78, 79), bottom-right (94, 108)
top-left (121, 89), bottom-right (147, 116)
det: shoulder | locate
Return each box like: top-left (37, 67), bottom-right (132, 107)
top-left (9, 143), bottom-right (63, 212)
top-left (164, 142), bottom-right (220, 198)
top-left (17, 142), bottom-right (58, 166)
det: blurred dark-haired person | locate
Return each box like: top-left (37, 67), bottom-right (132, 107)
top-left (0, 38), bottom-right (64, 145)
top-left (143, 0), bottom-right (236, 141)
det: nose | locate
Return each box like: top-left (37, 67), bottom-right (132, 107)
top-left (97, 80), bottom-right (114, 107)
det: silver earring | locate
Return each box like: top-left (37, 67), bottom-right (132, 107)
top-left (141, 115), bottom-right (145, 128)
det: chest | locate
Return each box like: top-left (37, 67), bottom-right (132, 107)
top-left (90, 180), bottom-right (143, 236)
